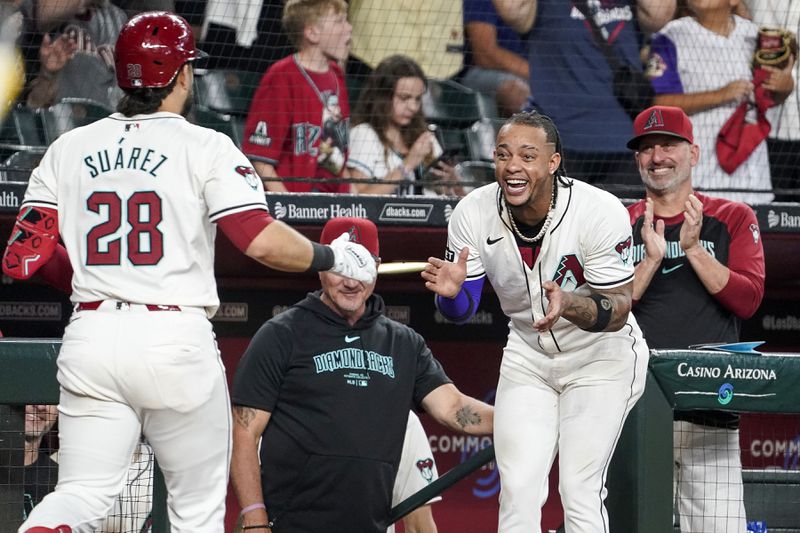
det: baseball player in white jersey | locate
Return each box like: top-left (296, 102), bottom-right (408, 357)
top-left (1, 11), bottom-right (375, 533)
top-left (422, 112), bottom-right (649, 533)
top-left (388, 412), bottom-right (440, 533)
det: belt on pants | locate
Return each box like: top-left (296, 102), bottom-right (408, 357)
top-left (76, 301), bottom-right (182, 312)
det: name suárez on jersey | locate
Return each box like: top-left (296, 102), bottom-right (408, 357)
top-left (83, 146), bottom-right (169, 178)
top-left (677, 362), bottom-right (777, 381)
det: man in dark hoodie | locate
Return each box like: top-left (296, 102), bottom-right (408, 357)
top-left (231, 217), bottom-right (494, 533)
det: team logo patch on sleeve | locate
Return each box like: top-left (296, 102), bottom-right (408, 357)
top-left (615, 236), bottom-right (632, 265)
top-left (749, 223), bottom-right (760, 244)
top-left (248, 121), bottom-right (271, 146)
top-left (234, 165), bottom-right (261, 191)
top-left (416, 458), bottom-right (435, 483)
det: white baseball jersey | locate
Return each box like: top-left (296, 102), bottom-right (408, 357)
top-left (22, 111), bottom-right (268, 315)
top-left (347, 122), bottom-right (443, 197)
top-left (446, 180), bottom-right (638, 367)
top-left (387, 411), bottom-right (440, 533)
top-left (647, 16), bottom-right (773, 204)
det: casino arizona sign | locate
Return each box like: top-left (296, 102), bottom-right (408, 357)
top-left (677, 362), bottom-right (777, 381)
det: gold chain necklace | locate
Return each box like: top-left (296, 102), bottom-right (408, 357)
top-left (506, 180), bottom-right (557, 244)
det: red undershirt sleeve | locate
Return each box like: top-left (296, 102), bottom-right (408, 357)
top-left (217, 209), bottom-right (274, 253)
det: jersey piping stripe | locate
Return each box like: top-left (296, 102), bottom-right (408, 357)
top-left (108, 115), bottom-right (185, 123)
top-left (549, 179), bottom-right (573, 234)
top-left (589, 273), bottom-right (634, 288)
top-left (598, 322), bottom-right (641, 533)
top-left (537, 263), bottom-right (562, 352)
top-left (209, 202), bottom-right (269, 220)
top-left (21, 199), bottom-right (58, 209)
top-left (245, 154), bottom-right (280, 166)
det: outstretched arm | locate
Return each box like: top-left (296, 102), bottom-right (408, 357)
top-left (421, 384), bottom-right (493, 436)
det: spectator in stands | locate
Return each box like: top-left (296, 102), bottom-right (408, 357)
top-left (646, 0), bottom-right (794, 204)
top-left (627, 104), bottom-right (765, 533)
top-left (242, 0), bottom-right (352, 193)
top-left (199, 0), bottom-right (293, 73)
top-left (231, 217), bottom-right (493, 533)
top-left (348, 55), bottom-right (463, 196)
top-left (23, 405), bottom-right (156, 533)
top-left (742, 0), bottom-right (800, 202)
top-left (20, 0), bottom-right (127, 109)
top-left (461, 0), bottom-right (529, 117)
top-left (23, 404), bottom-right (59, 520)
top-left (347, 0), bottom-right (464, 82)
top-left (493, 0), bottom-right (675, 189)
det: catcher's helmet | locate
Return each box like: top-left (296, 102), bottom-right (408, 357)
top-left (115, 11), bottom-right (206, 89)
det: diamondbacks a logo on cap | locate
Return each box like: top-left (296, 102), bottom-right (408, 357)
top-left (346, 225), bottom-right (361, 244)
top-left (644, 109), bottom-right (664, 130)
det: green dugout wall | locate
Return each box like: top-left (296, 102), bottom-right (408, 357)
top-left (1, 340), bottom-right (799, 532)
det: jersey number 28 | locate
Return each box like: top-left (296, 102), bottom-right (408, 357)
top-left (86, 191), bottom-right (163, 265)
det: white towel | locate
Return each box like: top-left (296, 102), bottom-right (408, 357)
top-left (201, 0), bottom-right (264, 48)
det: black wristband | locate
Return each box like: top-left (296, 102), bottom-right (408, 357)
top-left (307, 242), bottom-right (334, 272)
top-left (242, 524), bottom-right (272, 530)
top-left (585, 293), bottom-right (613, 332)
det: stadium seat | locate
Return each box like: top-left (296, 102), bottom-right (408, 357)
top-left (191, 105), bottom-right (242, 146)
top-left (7, 104), bottom-right (46, 147)
top-left (194, 69), bottom-right (261, 117)
top-left (40, 98), bottom-right (112, 144)
top-left (456, 160), bottom-right (495, 188)
top-left (423, 78), bottom-right (496, 128)
top-left (1, 149), bottom-right (44, 182)
top-left (465, 118), bottom-right (503, 162)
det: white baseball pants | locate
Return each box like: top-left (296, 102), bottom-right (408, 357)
top-left (19, 302), bottom-right (231, 533)
top-left (494, 328), bottom-right (648, 533)
top-left (674, 420), bottom-right (747, 533)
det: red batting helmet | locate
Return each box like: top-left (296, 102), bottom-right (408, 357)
top-left (114, 11), bottom-right (206, 89)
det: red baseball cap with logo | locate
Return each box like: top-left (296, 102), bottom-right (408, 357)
top-left (320, 217), bottom-right (380, 258)
top-left (626, 105), bottom-right (694, 150)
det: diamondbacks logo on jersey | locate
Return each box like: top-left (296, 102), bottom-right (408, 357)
top-left (645, 52), bottom-right (667, 80)
top-left (552, 254), bottom-right (585, 291)
top-left (416, 457), bottom-right (435, 483)
top-left (234, 165), bottom-right (261, 191)
top-left (615, 236), bottom-right (632, 265)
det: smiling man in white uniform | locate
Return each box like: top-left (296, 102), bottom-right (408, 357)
top-left (422, 111), bottom-right (649, 533)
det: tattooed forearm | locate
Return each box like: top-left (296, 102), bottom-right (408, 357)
top-left (566, 296), bottom-right (597, 329)
top-left (455, 405), bottom-right (482, 430)
top-left (233, 406), bottom-right (256, 429)
top-left (564, 283), bottom-right (633, 332)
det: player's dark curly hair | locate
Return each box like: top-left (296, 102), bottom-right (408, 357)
top-left (116, 72), bottom-right (181, 117)
top-left (504, 111), bottom-right (569, 180)
top-left (352, 55), bottom-right (430, 162)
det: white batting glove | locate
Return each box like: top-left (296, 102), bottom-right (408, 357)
top-left (327, 232), bottom-right (377, 284)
